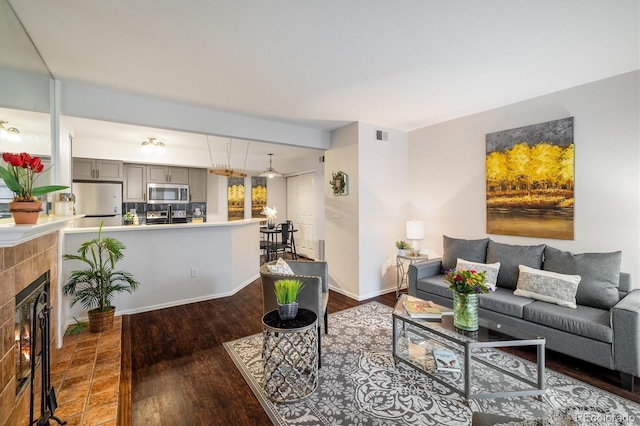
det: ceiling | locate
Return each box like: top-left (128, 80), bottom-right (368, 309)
top-left (6, 0), bottom-right (639, 155)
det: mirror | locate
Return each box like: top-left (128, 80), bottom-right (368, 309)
top-left (0, 0), bottom-right (54, 216)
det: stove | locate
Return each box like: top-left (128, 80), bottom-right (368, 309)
top-left (146, 210), bottom-right (187, 225)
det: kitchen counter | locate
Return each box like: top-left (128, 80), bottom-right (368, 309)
top-left (60, 218), bottom-right (261, 337)
top-left (63, 218), bottom-right (261, 234)
top-left (0, 214), bottom-right (84, 247)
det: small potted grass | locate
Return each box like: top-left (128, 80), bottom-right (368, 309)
top-left (274, 279), bottom-right (304, 320)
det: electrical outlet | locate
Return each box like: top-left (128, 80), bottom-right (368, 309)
top-left (190, 267), bottom-right (198, 277)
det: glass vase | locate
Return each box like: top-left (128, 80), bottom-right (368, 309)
top-left (453, 292), bottom-right (479, 331)
top-left (267, 217), bottom-right (276, 229)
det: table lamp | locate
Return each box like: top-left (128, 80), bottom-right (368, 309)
top-left (406, 220), bottom-right (424, 256)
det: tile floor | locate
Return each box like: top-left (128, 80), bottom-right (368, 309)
top-left (49, 317), bottom-right (122, 426)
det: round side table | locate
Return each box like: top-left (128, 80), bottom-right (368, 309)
top-left (262, 308), bottom-right (318, 402)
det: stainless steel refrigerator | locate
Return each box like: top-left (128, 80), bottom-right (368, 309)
top-left (73, 182), bottom-right (123, 227)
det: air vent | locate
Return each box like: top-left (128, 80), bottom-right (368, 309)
top-left (376, 130), bottom-right (388, 141)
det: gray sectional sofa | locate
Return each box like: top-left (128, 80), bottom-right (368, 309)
top-left (408, 236), bottom-right (640, 391)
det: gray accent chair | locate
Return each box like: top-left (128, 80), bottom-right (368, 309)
top-left (260, 260), bottom-right (329, 367)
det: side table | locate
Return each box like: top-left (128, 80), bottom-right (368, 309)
top-left (396, 253), bottom-right (429, 298)
top-left (262, 308), bottom-right (318, 402)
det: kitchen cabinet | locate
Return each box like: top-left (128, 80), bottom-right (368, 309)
top-left (147, 165), bottom-right (189, 184)
top-left (123, 163), bottom-right (147, 202)
top-left (73, 158), bottom-right (123, 181)
top-left (189, 168), bottom-right (208, 202)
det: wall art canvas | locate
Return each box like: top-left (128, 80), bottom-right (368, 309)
top-left (227, 177), bottom-right (245, 221)
top-left (486, 117), bottom-right (574, 239)
top-left (251, 177), bottom-right (267, 219)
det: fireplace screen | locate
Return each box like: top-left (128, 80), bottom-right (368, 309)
top-left (14, 272), bottom-right (49, 396)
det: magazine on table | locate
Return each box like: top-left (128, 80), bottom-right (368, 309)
top-left (432, 348), bottom-right (461, 372)
top-left (403, 296), bottom-right (453, 319)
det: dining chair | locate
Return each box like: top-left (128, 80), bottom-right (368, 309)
top-left (268, 221), bottom-right (297, 260)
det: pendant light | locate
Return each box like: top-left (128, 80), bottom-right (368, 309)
top-left (260, 153), bottom-right (282, 178)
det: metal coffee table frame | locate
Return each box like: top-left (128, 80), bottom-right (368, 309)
top-left (392, 294), bottom-right (546, 402)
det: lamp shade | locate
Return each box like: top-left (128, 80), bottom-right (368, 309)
top-left (406, 220), bottom-right (424, 240)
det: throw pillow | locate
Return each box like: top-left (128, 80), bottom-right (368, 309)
top-left (486, 240), bottom-right (546, 290)
top-left (514, 265), bottom-right (581, 309)
top-left (267, 258), bottom-right (294, 275)
top-left (456, 258), bottom-right (500, 290)
top-left (442, 236), bottom-right (489, 272)
top-left (543, 246), bottom-right (621, 309)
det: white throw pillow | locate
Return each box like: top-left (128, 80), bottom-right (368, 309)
top-left (514, 265), bottom-right (581, 309)
top-left (267, 257), bottom-right (294, 275)
top-left (456, 258), bottom-right (500, 290)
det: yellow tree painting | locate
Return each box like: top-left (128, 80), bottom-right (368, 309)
top-left (251, 177), bottom-right (267, 219)
top-left (486, 117), bottom-right (574, 239)
top-left (227, 177), bottom-right (245, 221)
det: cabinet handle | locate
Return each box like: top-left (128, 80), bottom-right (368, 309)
top-left (91, 170), bottom-right (95, 178)
top-left (96, 170), bottom-right (99, 179)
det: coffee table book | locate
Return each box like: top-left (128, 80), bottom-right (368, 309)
top-left (432, 348), bottom-right (461, 372)
top-left (403, 296), bottom-right (453, 319)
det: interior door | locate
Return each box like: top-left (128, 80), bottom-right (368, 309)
top-left (286, 172), bottom-right (316, 259)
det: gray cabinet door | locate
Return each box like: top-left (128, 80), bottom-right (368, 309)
top-left (72, 158), bottom-right (95, 180)
top-left (147, 165), bottom-right (168, 183)
top-left (189, 168), bottom-right (207, 202)
top-left (73, 158), bottom-right (123, 181)
top-left (124, 164), bottom-right (146, 202)
top-left (169, 167), bottom-right (189, 184)
top-left (96, 160), bottom-right (123, 181)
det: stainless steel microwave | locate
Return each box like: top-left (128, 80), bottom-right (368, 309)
top-left (147, 183), bottom-right (189, 204)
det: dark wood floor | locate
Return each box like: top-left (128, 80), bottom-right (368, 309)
top-left (120, 280), bottom-right (640, 426)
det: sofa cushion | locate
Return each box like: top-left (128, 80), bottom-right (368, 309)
top-left (523, 301), bottom-right (613, 343)
top-left (543, 246), bottom-right (621, 310)
top-left (478, 287), bottom-right (533, 319)
top-left (442, 236), bottom-right (489, 272)
top-left (456, 258), bottom-right (500, 290)
top-left (486, 240), bottom-right (546, 290)
top-left (514, 265), bottom-right (581, 309)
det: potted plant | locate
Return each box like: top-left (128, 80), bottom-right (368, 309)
top-left (62, 223), bottom-right (140, 332)
top-left (274, 278), bottom-right (304, 320)
top-left (396, 240), bottom-right (411, 256)
top-left (123, 211), bottom-right (135, 225)
top-left (0, 152), bottom-right (68, 223)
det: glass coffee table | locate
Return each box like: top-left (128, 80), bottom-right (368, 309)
top-left (392, 294), bottom-right (546, 402)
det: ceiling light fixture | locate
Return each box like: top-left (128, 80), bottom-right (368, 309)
top-left (0, 120), bottom-right (22, 142)
top-left (207, 137), bottom-right (248, 178)
top-left (260, 153), bottom-right (281, 178)
top-left (140, 137), bottom-right (165, 153)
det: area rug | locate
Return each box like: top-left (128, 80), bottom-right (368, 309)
top-left (223, 302), bottom-right (640, 425)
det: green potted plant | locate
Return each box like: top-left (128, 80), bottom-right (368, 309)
top-left (0, 152), bottom-right (68, 223)
top-left (274, 279), bottom-right (304, 320)
top-left (62, 223), bottom-right (140, 333)
top-left (395, 240), bottom-right (411, 256)
top-left (123, 211), bottom-right (135, 225)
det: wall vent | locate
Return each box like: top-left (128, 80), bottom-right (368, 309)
top-left (376, 130), bottom-right (388, 141)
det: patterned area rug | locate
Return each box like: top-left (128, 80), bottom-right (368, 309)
top-left (223, 302), bottom-right (640, 425)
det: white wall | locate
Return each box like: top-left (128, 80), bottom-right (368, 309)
top-left (358, 122), bottom-right (409, 299)
top-left (326, 123), bottom-right (360, 298)
top-left (408, 71), bottom-right (640, 282)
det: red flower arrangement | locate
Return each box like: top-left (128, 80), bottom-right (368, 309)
top-left (0, 152), bottom-right (68, 201)
top-left (443, 268), bottom-right (492, 294)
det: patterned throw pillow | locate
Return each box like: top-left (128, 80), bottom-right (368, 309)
top-left (456, 258), bottom-right (500, 290)
top-left (514, 265), bottom-right (581, 309)
top-left (267, 258), bottom-right (294, 275)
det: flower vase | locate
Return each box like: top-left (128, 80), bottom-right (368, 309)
top-left (453, 292), bottom-right (479, 331)
top-left (9, 201), bottom-right (42, 224)
top-left (267, 217), bottom-right (276, 229)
